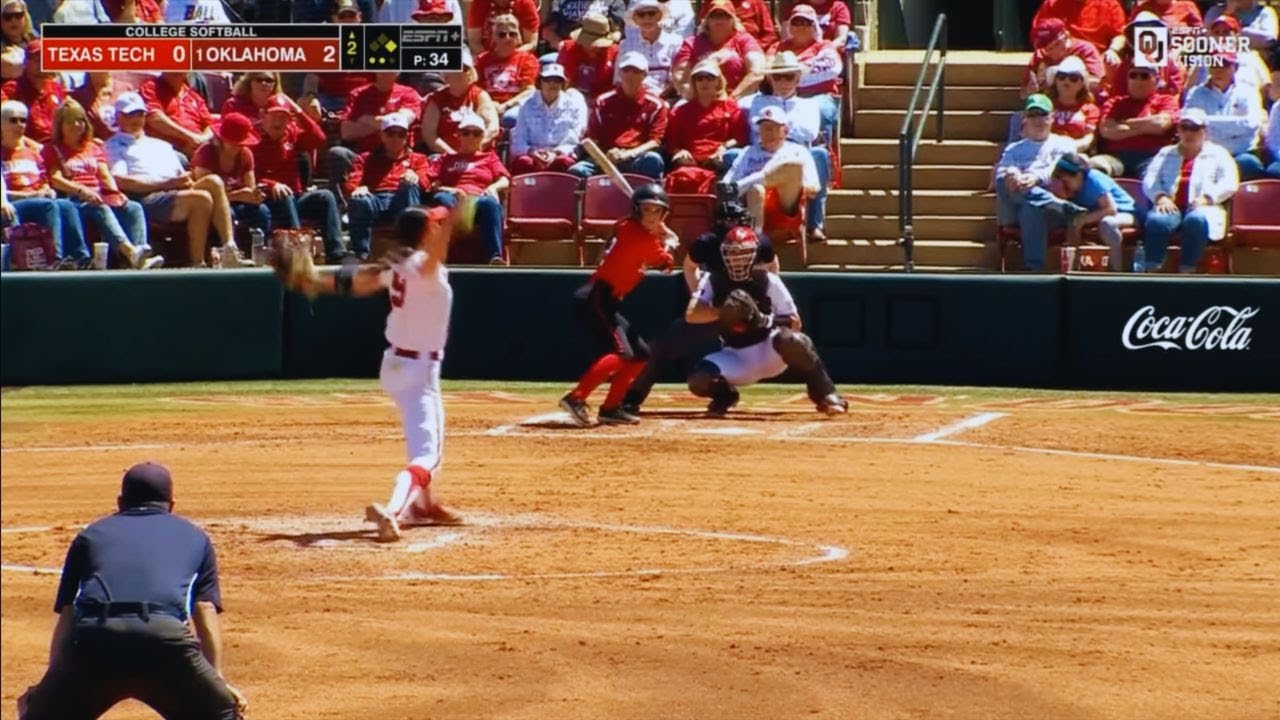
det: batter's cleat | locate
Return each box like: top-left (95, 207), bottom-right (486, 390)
top-left (706, 389), bottom-right (741, 418)
top-left (620, 402), bottom-right (642, 417)
top-left (559, 393), bottom-right (592, 427)
top-left (364, 503), bottom-right (401, 542)
top-left (816, 394), bottom-right (849, 415)
top-left (598, 406), bottom-right (640, 425)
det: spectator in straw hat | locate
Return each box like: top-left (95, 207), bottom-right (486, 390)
top-left (772, 4), bottom-right (842, 147)
top-left (672, 0), bottom-right (767, 99)
top-left (663, 60), bottom-right (747, 194)
top-left (510, 62), bottom-right (588, 175)
top-left (615, 0), bottom-right (682, 97)
top-left (545, 0), bottom-right (626, 50)
top-left (570, 51), bottom-right (668, 180)
top-left (556, 12), bottom-right (621, 101)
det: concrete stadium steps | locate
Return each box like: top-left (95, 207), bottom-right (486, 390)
top-left (825, 215), bottom-right (995, 241)
top-left (839, 164), bottom-right (992, 190)
top-left (855, 85), bottom-right (1021, 111)
top-left (860, 50), bottom-right (1027, 87)
top-left (804, 238), bottom-right (996, 268)
top-left (853, 109), bottom-right (1014, 141)
top-left (827, 188), bottom-right (993, 216)
top-left (840, 138), bottom-right (1000, 165)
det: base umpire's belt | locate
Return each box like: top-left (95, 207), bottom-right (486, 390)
top-left (75, 601), bottom-right (186, 622)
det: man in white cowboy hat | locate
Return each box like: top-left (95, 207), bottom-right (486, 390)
top-left (510, 62), bottom-right (589, 174)
top-left (615, 0), bottom-right (682, 97)
top-left (570, 50), bottom-right (669, 179)
top-left (734, 50), bottom-right (830, 240)
top-left (722, 105), bottom-right (821, 241)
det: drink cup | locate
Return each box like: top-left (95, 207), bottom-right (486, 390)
top-left (92, 242), bottom-right (109, 270)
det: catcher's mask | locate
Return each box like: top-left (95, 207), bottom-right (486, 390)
top-left (721, 226), bottom-right (759, 282)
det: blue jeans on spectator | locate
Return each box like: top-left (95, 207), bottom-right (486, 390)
top-left (12, 198), bottom-right (90, 263)
top-left (996, 182), bottom-right (1061, 270)
top-left (1143, 206), bottom-right (1213, 272)
top-left (1235, 152), bottom-right (1266, 181)
top-left (348, 184), bottom-right (423, 257)
top-left (724, 145), bottom-right (830, 231)
top-left (568, 151), bottom-right (665, 181)
top-left (267, 189), bottom-right (346, 260)
top-left (815, 95), bottom-right (839, 145)
top-left (232, 202), bottom-right (271, 240)
top-left (71, 198), bottom-right (147, 255)
top-left (327, 146), bottom-right (361, 207)
top-left (425, 190), bottom-right (505, 262)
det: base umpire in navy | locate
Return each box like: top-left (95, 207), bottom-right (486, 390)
top-left (18, 462), bottom-right (248, 720)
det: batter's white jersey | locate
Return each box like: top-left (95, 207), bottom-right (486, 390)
top-left (379, 251), bottom-right (453, 354)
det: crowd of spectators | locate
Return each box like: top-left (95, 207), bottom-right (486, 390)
top-left (2, 0), bottom-right (858, 269)
top-left (1001, 0), bottom-right (1280, 273)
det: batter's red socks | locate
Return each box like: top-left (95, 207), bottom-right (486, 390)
top-left (572, 353), bottom-right (622, 400)
top-left (603, 360), bottom-right (645, 409)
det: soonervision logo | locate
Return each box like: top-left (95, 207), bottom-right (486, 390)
top-left (1134, 26), bottom-right (1252, 69)
top-left (1122, 305), bottom-right (1259, 351)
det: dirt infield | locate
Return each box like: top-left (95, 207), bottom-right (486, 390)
top-left (2, 382), bottom-right (1278, 720)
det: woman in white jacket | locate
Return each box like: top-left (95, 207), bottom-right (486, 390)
top-left (1141, 108), bottom-right (1240, 273)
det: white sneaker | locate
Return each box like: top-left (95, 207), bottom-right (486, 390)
top-left (123, 243), bottom-right (143, 268)
top-left (364, 503), bottom-right (401, 542)
top-left (139, 247), bottom-right (164, 270)
top-left (221, 244), bottom-right (254, 268)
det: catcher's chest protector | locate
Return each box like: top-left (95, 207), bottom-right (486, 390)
top-left (709, 270), bottom-right (773, 314)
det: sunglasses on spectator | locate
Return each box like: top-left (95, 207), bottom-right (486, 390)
top-left (495, 30), bottom-right (520, 38)
top-left (635, 9), bottom-right (660, 17)
top-left (1056, 73), bottom-right (1083, 82)
top-left (253, 77), bottom-right (276, 85)
top-left (383, 129), bottom-right (408, 137)
top-left (1128, 71), bottom-right (1155, 80)
top-left (693, 74), bottom-right (717, 81)
top-left (458, 128), bottom-right (484, 136)
top-left (790, 18), bottom-right (814, 25)
top-left (2, 12), bottom-right (25, 20)
top-left (772, 73), bottom-right (799, 82)
top-left (1025, 109), bottom-right (1049, 118)
top-left (5, 116), bottom-right (27, 123)
top-left (1178, 123), bottom-right (1205, 131)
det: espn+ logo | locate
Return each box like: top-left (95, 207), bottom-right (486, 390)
top-left (1134, 26), bottom-right (1251, 69)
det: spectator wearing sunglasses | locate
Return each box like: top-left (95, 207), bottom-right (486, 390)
top-left (1140, 108), bottom-right (1239, 273)
top-left (1045, 57), bottom-right (1100, 154)
top-left (994, 94), bottom-right (1077, 271)
top-left (1024, 18), bottom-right (1103, 100)
top-left (672, 0), bottom-right (766, 99)
top-left (1185, 15), bottom-right (1272, 96)
top-left (570, 51), bottom-right (668, 181)
top-left (695, 0), bottom-right (777, 48)
top-left (477, 14), bottom-right (540, 129)
top-left (346, 111), bottom-right (433, 260)
top-left (663, 60), bottom-right (747, 194)
top-left (1183, 50), bottom-right (1267, 181)
top-left (301, 0), bottom-right (374, 115)
top-left (467, 0), bottom-right (539, 53)
top-left (1, 0), bottom-right (37, 81)
top-left (771, 5), bottom-right (842, 149)
top-left (1090, 64), bottom-right (1179, 178)
top-left (778, 0), bottom-right (853, 52)
top-left (426, 110), bottom-right (510, 264)
top-left (615, 0), bottom-right (682, 98)
top-left (1204, 0), bottom-right (1278, 52)
top-left (1103, 13), bottom-right (1184, 99)
top-left (221, 73), bottom-right (285, 121)
top-left (0, 40), bottom-right (68, 145)
top-left (330, 72), bottom-right (424, 208)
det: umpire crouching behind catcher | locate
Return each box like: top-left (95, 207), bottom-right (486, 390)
top-left (18, 462), bottom-right (248, 720)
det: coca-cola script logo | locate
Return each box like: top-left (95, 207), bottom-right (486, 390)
top-left (1122, 305), bottom-right (1260, 351)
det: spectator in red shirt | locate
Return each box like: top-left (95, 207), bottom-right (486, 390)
top-left (673, 0), bottom-right (766, 99)
top-left (1031, 0), bottom-right (1127, 58)
top-left (467, 0), bottom-right (538, 54)
top-left (570, 51), bottom-right (669, 180)
top-left (346, 111), bottom-right (432, 259)
top-left (698, 0), bottom-right (778, 48)
top-left (1129, 0), bottom-right (1202, 28)
top-left (139, 71), bottom-right (215, 156)
top-left (664, 60), bottom-right (748, 194)
top-left (421, 55), bottom-right (499, 155)
top-left (328, 72), bottom-right (425, 207)
top-left (1103, 13), bottom-right (1185, 99)
top-left (1, 99), bottom-right (90, 267)
top-left (556, 13), bottom-right (621, 102)
top-left (255, 94), bottom-right (347, 263)
top-left (1090, 65), bottom-right (1180, 178)
top-left (71, 73), bottom-right (121, 141)
top-left (1046, 57), bottom-right (1101, 154)
top-left (1, 0), bottom-right (37, 82)
top-left (477, 14), bottom-right (539, 128)
top-left (773, 5), bottom-right (842, 147)
top-left (221, 72), bottom-right (283, 121)
top-left (0, 40), bottom-right (68, 145)
top-left (781, 0), bottom-right (852, 50)
top-left (101, 0), bottom-right (163, 22)
top-left (44, 98), bottom-right (157, 268)
top-left (191, 112), bottom-right (268, 263)
top-left (302, 0), bottom-right (372, 114)
top-left (1024, 19), bottom-right (1104, 99)
top-left (424, 111), bottom-right (510, 264)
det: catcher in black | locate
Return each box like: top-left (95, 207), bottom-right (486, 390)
top-left (18, 463), bottom-right (247, 720)
top-left (685, 227), bottom-right (848, 416)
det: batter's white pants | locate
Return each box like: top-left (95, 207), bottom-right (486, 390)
top-left (704, 330), bottom-right (789, 388)
top-left (379, 349), bottom-right (444, 473)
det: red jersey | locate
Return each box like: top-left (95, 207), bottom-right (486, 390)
top-left (424, 84), bottom-right (485, 152)
top-left (253, 114), bottom-right (327, 193)
top-left (347, 148), bottom-right (432, 195)
top-left (1106, 56), bottom-right (1184, 98)
top-left (1031, 0), bottom-right (1127, 53)
top-left (72, 83), bottom-right (118, 140)
top-left (0, 78), bottom-right (68, 145)
top-left (42, 141), bottom-right (107, 189)
top-left (1173, 154), bottom-right (1196, 209)
top-left (1129, 1), bottom-right (1202, 28)
top-left (1099, 92), bottom-right (1180, 154)
top-left (556, 41), bottom-right (618, 100)
top-left (317, 72), bottom-right (374, 101)
top-left (786, 0), bottom-right (853, 43)
top-left (772, 37), bottom-right (843, 96)
top-left (1025, 39), bottom-right (1105, 87)
top-left (674, 32), bottom-right (763, 92)
top-left (589, 88), bottom-right (669, 151)
top-left (221, 95), bottom-right (268, 122)
top-left (592, 218), bottom-right (674, 298)
top-left (101, 0), bottom-right (163, 22)
top-left (665, 98), bottom-right (748, 162)
top-left (139, 77), bottom-right (214, 147)
top-left (476, 50), bottom-right (538, 104)
top-left (192, 142), bottom-right (255, 190)
top-left (698, 0), bottom-right (779, 48)
top-left (1052, 101), bottom-right (1101, 139)
top-left (467, 0), bottom-right (540, 50)
top-left (1, 140), bottom-right (49, 192)
top-left (428, 150), bottom-right (509, 195)
top-left (341, 81), bottom-right (424, 152)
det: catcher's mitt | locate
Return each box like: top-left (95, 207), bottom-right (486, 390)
top-left (268, 229), bottom-right (320, 297)
top-left (719, 288), bottom-right (771, 334)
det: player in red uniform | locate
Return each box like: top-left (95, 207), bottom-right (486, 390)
top-left (560, 184), bottom-right (677, 427)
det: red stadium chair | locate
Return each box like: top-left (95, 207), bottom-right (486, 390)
top-left (665, 193), bottom-right (716, 249)
top-left (1000, 178), bottom-right (1146, 272)
top-left (504, 172), bottom-right (583, 262)
top-left (579, 175), bottom-right (635, 243)
top-left (1229, 180), bottom-right (1280, 249)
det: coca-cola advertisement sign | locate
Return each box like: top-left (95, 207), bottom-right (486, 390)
top-left (1122, 305), bottom-right (1260, 351)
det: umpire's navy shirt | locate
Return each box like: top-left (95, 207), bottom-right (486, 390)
top-left (53, 506), bottom-right (222, 621)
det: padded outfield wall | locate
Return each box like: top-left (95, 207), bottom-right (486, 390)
top-left (2, 270), bottom-right (1277, 392)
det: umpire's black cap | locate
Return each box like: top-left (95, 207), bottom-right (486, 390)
top-left (120, 462), bottom-right (173, 505)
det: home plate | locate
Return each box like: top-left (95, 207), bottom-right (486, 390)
top-left (687, 427), bottom-right (761, 436)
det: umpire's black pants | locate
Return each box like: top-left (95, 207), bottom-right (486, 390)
top-left (22, 614), bottom-right (238, 720)
top-left (624, 317), bottom-right (723, 408)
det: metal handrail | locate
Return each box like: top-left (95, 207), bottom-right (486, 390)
top-left (898, 15), bottom-right (948, 273)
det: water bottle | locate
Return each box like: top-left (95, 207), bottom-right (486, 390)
top-left (1132, 243), bottom-right (1146, 273)
top-left (250, 228), bottom-right (267, 266)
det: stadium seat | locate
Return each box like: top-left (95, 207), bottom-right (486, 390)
top-left (1229, 180), bottom-right (1280, 249)
top-left (579, 174), bottom-right (652, 244)
top-left (999, 179), bottom-right (1145, 272)
top-left (665, 193), bottom-right (716, 249)
top-left (504, 172), bottom-right (583, 263)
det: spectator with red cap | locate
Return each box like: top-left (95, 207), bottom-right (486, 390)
top-left (346, 111), bottom-right (432, 260)
top-left (1103, 13), bottom-right (1185, 98)
top-left (672, 1), bottom-right (766, 99)
top-left (1, 0), bottom-right (37, 82)
top-left (556, 12), bottom-right (621, 101)
top-left (1030, 0), bottom-right (1127, 58)
top-left (779, 0), bottom-right (853, 51)
top-left (0, 40), bottom-right (68, 145)
top-left (421, 53), bottom-right (499, 154)
top-left (1025, 18), bottom-right (1104, 99)
top-left (663, 60), bottom-right (747, 194)
top-left (773, 4), bottom-right (842, 146)
top-left (138, 71), bottom-right (215, 156)
top-left (222, 72), bottom-right (284, 121)
top-left (425, 110), bottom-right (510, 264)
top-left (255, 94), bottom-right (347, 262)
top-left (302, 0), bottom-right (373, 114)
top-left (570, 51), bottom-right (669, 180)
top-left (328, 72), bottom-right (424, 208)
top-left (509, 62), bottom-right (588, 174)
top-left (1184, 51), bottom-right (1267, 180)
top-left (615, 0), bottom-right (683, 98)
top-left (697, 0), bottom-right (777, 48)
top-left (71, 72), bottom-right (122, 141)
top-left (191, 112), bottom-right (269, 260)
top-left (1204, 0), bottom-right (1278, 52)
top-left (476, 14), bottom-right (539, 128)
top-left (1128, 0), bottom-right (1203, 28)
top-left (1186, 14), bottom-right (1272, 92)
top-left (1090, 64), bottom-right (1180, 178)
top-left (467, 0), bottom-right (538, 53)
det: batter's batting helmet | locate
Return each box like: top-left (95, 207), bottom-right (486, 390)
top-left (721, 226), bottom-right (759, 282)
top-left (632, 184), bottom-right (670, 216)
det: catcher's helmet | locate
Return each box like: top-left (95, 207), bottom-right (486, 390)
top-left (632, 183), bottom-right (670, 215)
top-left (721, 226), bottom-right (759, 282)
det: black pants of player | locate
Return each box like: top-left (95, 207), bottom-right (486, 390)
top-left (22, 613), bottom-right (238, 720)
top-left (574, 280), bottom-right (649, 361)
top-left (623, 317), bottom-right (723, 408)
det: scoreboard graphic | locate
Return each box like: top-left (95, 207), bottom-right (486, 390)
top-left (38, 24), bottom-right (464, 73)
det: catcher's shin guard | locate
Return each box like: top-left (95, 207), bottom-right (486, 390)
top-left (688, 360), bottom-right (739, 415)
top-left (772, 328), bottom-right (838, 401)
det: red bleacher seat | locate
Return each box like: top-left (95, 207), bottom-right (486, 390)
top-left (1229, 180), bottom-right (1280, 249)
top-left (580, 174), bottom-right (652, 242)
top-left (665, 193), bottom-right (716, 249)
top-left (504, 171), bottom-right (582, 262)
